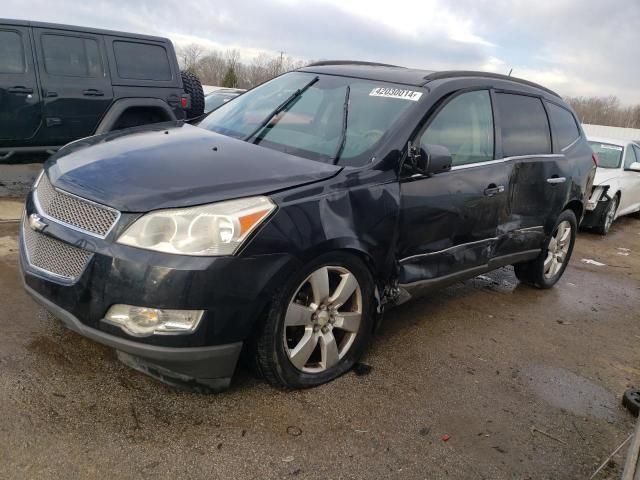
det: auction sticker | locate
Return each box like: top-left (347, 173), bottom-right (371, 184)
top-left (369, 87), bottom-right (423, 101)
top-left (601, 144), bottom-right (622, 151)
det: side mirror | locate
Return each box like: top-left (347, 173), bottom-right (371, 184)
top-left (412, 143), bottom-right (453, 175)
top-left (628, 162), bottom-right (640, 172)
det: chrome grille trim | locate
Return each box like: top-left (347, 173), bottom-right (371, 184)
top-left (34, 174), bottom-right (120, 238)
top-left (22, 217), bottom-right (93, 282)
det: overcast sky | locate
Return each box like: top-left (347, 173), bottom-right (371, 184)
top-left (5, 0), bottom-right (640, 103)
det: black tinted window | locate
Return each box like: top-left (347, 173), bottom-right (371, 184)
top-left (421, 90), bottom-right (494, 166)
top-left (42, 35), bottom-right (102, 77)
top-left (0, 30), bottom-right (25, 74)
top-left (547, 102), bottom-right (580, 149)
top-left (495, 93), bottom-right (551, 157)
top-left (113, 41), bottom-right (171, 80)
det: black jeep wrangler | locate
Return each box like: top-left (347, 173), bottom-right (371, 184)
top-left (0, 19), bottom-right (204, 161)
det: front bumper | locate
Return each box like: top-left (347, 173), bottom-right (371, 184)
top-left (24, 279), bottom-right (241, 391)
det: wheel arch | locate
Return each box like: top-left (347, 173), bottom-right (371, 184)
top-left (95, 98), bottom-right (177, 134)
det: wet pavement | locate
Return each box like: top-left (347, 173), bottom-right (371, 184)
top-left (1, 213), bottom-right (639, 479)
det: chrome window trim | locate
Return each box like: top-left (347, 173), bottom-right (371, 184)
top-left (561, 136), bottom-right (581, 152)
top-left (33, 174), bottom-right (121, 239)
top-left (450, 153), bottom-right (565, 171)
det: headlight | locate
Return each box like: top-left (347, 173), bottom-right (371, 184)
top-left (117, 196), bottom-right (275, 256)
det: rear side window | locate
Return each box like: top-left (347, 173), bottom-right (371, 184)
top-left (421, 90), bottom-right (494, 166)
top-left (624, 145), bottom-right (638, 169)
top-left (547, 102), bottom-right (580, 150)
top-left (42, 34), bottom-right (103, 77)
top-left (634, 146), bottom-right (640, 166)
top-left (113, 41), bottom-right (171, 80)
top-left (0, 30), bottom-right (25, 74)
top-left (495, 93), bottom-right (551, 157)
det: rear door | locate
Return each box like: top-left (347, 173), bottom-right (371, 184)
top-left (33, 28), bottom-right (113, 145)
top-left (397, 89), bottom-right (510, 287)
top-left (492, 92), bottom-right (566, 256)
top-left (0, 25), bottom-right (42, 141)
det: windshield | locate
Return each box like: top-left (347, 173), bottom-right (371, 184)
top-left (198, 72), bottom-right (422, 166)
top-left (205, 93), bottom-right (239, 113)
top-left (589, 141), bottom-right (623, 169)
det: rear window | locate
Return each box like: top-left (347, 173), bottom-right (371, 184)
top-left (42, 34), bottom-right (103, 77)
top-left (547, 102), bottom-right (580, 150)
top-left (495, 93), bottom-right (551, 157)
top-left (113, 41), bottom-right (171, 80)
top-left (588, 141), bottom-right (623, 169)
top-left (0, 30), bottom-right (25, 74)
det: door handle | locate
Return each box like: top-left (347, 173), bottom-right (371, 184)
top-left (8, 86), bottom-right (34, 94)
top-left (484, 184), bottom-right (505, 197)
top-left (83, 89), bottom-right (104, 97)
top-left (547, 176), bottom-right (566, 184)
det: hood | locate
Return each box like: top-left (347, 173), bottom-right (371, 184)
top-left (45, 122), bottom-right (341, 212)
top-left (593, 167), bottom-right (622, 186)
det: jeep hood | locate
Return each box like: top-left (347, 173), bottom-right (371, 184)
top-left (45, 122), bottom-right (341, 212)
top-left (593, 167), bottom-right (622, 186)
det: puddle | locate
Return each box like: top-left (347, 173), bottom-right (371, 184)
top-left (522, 365), bottom-right (618, 421)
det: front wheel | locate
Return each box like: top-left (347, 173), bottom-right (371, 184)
top-left (514, 209), bottom-right (577, 289)
top-left (597, 196), bottom-right (618, 235)
top-left (253, 252), bottom-right (375, 389)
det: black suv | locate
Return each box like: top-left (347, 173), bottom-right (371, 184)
top-left (0, 19), bottom-right (204, 161)
top-left (19, 62), bottom-right (596, 391)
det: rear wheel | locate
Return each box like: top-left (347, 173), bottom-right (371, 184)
top-left (514, 209), bottom-right (577, 289)
top-left (180, 71), bottom-right (205, 119)
top-left (597, 196), bottom-right (618, 235)
top-left (254, 252), bottom-right (375, 389)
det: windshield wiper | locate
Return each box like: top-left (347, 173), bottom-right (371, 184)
top-left (333, 85), bottom-right (350, 164)
top-left (243, 76), bottom-right (319, 143)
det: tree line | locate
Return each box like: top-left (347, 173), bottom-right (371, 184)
top-left (178, 44), bottom-right (640, 129)
top-left (177, 43), bottom-right (308, 90)
top-left (564, 96), bottom-right (640, 129)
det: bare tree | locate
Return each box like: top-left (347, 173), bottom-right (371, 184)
top-left (177, 43), bottom-right (205, 72)
top-left (565, 95), bottom-right (640, 129)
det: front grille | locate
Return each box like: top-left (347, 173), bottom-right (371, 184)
top-left (35, 174), bottom-right (119, 237)
top-left (22, 218), bottom-right (93, 281)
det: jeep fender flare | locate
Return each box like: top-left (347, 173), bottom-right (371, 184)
top-left (95, 98), bottom-right (177, 135)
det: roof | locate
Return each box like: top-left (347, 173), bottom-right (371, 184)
top-left (0, 18), bottom-right (168, 42)
top-left (586, 135), bottom-right (638, 147)
top-left (299, 61), bottom-right (559, 97)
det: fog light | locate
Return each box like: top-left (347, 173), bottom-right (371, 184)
top-left (104, 305), bottom-right (204, 337)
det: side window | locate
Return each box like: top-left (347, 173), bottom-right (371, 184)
top-left (494, 93), bottom-right (551, 157)
top-left (624, 145), bottom-right (638, 169)
top-left (634, 146), bottom-right (640, 166)
top-left (420, 90), bottom-right (494, 166)
top-left (42, 34), bottom-right (103, 77)
top-left (113, 41), bottom-right (171, 81)
top-left (547, 102), bottom-right (580, 150)
top-left (0, 30), bottom-right (26, 74)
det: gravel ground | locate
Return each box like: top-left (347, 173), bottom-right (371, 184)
top-left (0, 213), bottom-right (639, 480)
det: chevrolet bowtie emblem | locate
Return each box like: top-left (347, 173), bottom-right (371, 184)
top-left (28, 213), bottom-right (47, 233)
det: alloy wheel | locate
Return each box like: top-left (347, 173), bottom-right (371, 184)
top-left (283, 266), bottom-right (362, 374)
top-left (543, 221), bottom-right (572, 279)
top-left (604, 198), bottom-right (617, 232)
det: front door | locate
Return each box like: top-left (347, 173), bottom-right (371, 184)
top-left (397, 89), bottom-right (510, 289)
top-left (33, 28), bottom-right (113, 145)
top-left (0, 26), bottom-right (42, 141)
top-left (619, 144), bottom-right (640, 215)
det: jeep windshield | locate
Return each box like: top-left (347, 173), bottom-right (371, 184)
top-left (198, 72), bottom-right (423, 166)
top-left (589, 141), bottom-right (623, 169)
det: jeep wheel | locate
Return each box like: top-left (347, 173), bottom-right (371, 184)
top-left (254, 252), bottom-right (375, 389)
top-left (181, 71), bottom-right (205, 119)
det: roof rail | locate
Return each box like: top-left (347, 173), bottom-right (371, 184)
top-left (422, 71), bottom-right (560, 97)
top-left (306, 60), bottom-right (405, 68)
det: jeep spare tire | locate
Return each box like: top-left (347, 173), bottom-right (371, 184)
top-left (181, 71), bottom-right (205, 119)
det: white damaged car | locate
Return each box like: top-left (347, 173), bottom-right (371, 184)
top-left (583, 137), bottom-right (640, 234)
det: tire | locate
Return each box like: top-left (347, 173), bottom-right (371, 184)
top-left (253, 252), bottom-right (375, 389)
top-left (180, 71), bottom-right (205, 119)
top-left (622, 388), bottom-right (640, 417)
top-left (514, 209), bottom-right (577, 289)
top-left (596, 196), bottom-right (618, 235)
